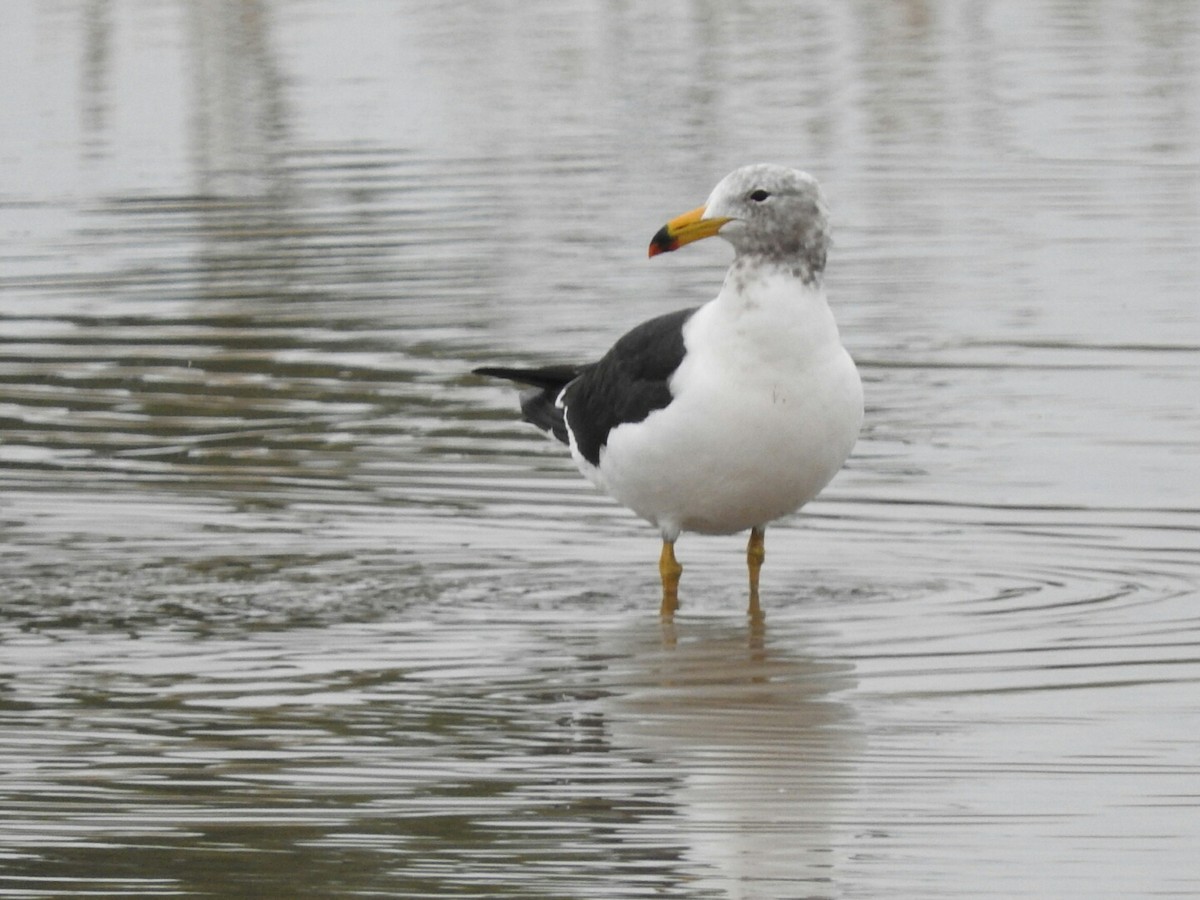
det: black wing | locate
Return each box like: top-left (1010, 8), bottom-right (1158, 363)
top-left (472, 363), bottom-right (584, 444)
top-left (474, 307), bottom-right (696, 464)
top-left (562, 307), bottom-right (696, 467)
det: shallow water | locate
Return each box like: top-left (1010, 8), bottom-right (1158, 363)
top-left (2, 1), bottom-right (1199, 897)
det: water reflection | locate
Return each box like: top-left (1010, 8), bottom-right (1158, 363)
top-left (80, 0), bottom-right (111, 158)
top-left (187, 0), bottom-right (287, 200)
top-left (1, 0), bottom-right (1199, 897)
top-left (0, 614), bottom-right (855, 898)
top-left (609, 619), bottom-right (858, 894)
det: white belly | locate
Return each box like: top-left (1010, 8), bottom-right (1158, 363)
top-left (582, 281), bottom-right (863, 538)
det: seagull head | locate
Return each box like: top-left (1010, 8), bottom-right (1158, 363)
top-left (648, 164), bottom-right (829, 273)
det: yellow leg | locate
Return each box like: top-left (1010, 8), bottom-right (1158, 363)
top-left (747, 526), bottom-right (766, 620)
top-left (659, 540), bottom-right (682, 618)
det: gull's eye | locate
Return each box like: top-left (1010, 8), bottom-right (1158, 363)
top-left (749, 189), bottom-right (771, 202)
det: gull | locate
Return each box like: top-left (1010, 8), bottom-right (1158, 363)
top-left (475, 164), bottom-right (862, 618)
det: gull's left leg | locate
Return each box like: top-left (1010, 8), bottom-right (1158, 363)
top-left (659, 539), bottom-right (682, 618)
top-left (747, 526), bottom-right (766, 620)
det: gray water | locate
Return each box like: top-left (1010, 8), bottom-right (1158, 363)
top-left (2, 1), bottom-right (1199, 897)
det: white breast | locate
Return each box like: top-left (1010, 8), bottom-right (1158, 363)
top-left (590, 269), bottom-right (863, 539)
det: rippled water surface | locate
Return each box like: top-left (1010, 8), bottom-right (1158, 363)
top-left (2, 1), bottom-right (1199, 897)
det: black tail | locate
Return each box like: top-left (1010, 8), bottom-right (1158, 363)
top-left (473, 364), bottom-right (584, 446)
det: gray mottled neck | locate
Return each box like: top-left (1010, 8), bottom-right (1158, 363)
top-left (728, 253), bottom-right (825, 290)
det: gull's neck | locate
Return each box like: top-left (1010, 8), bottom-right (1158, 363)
top-left (719, 254), bottom-right (827, 309)
top-left (727, 253), bottom-right (824, 291)
top-left (708, 252), bottom-right (841, 357)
